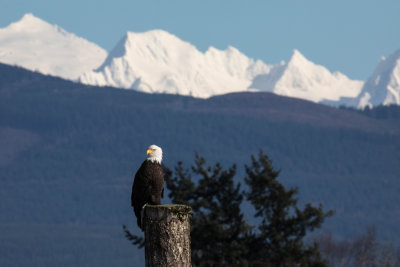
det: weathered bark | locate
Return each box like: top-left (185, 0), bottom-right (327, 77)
top-left (143, 204), bottom-right (192, 267)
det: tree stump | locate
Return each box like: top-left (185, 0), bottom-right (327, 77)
top-left (143, 204), bottom-right (192, 267)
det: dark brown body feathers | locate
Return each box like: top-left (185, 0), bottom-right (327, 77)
top-left (131, 160), bottom-right (164, 229)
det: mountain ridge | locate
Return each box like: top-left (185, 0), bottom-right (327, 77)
top-left (249, 49), bottom-right (364, 103)
top-left (356, 49), bottom-right (400, 108)
top-left (1, 13), bottom-right (400, 108)
top-left (0, 13), bottom-right (107, 80)
top-left (80, 29), bottom-right (272, 98)
top-left (1, 62), bottom-right (400, 266)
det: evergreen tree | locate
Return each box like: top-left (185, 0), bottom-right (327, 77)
top-left (165, 153), bottom-right (250, 266)
top-left (244, 151), bottom-right (333, 266)
top-left (125, 151), bottom-right (333, 266)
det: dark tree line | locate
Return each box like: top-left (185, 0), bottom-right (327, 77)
top-left (314, 226), bottom-right (400, 267)
top-left (124, 151), bottom-right (333, 266)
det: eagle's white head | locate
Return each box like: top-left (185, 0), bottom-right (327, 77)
top-left (146, 144), bottom-right (162, 164)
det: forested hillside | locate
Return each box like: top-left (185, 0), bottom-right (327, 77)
top-left (1, 63), bottom-right (399, 266)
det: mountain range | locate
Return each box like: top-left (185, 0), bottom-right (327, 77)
top-left (1, 61), bottom-right (400, 266)
top-left (2, 12), bottom-right (400, 267)
top-left (81, 30), bottom-right (271, 98)
top-left (0, 13), bottom-right (399, 107)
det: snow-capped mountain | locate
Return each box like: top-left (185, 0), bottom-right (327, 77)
top-left (79, 30), bottom-right (271, 98)
top-left (80, 31), bottom-right (364, 102)
top-left (356, 49), bottom-right (400, 108)
top-left (0, 13), bottom-right (107, 80)
top-left (249, 50), bottom-right (364, 104)
top-left (2, 14), bottom-right (399, 108)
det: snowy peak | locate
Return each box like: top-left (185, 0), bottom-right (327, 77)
top-left (3, 14), bottom-right (398, 108)
top-left (356, 50), bottom-right (400, 108)
top-left (81, 35), bottom-right (363, 103)
top-left (0, 13), bottom-right (107, 80)
top-left (80, 30), bottom-right (271, 98)
top-left (249, 50), bottom-right (363, 103)
top-left (119, 30), bottom-right (197, 61)
top-left (96, 29), bottom-right (204, 74)
top-left (204, 46), bottom-right (268, 80)
top-left (288, 49), bottom-right (311, 66)
top-left (8, 13), bottom-right (48, 30)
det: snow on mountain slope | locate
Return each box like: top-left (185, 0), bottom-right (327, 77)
top-left (79, 30), bottom-right (271, 98)
top-left (356, 50), bottom-right (400, 108)
top-left (249, 50), bottom-right (364, 103)
top-left (0, 13), bottom-right (107, 80)
top-left (1, 14), bottom-right (384, 107)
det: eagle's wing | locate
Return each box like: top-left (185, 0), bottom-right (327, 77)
top-left (131, 161), bottom-right (151, 228)
top-left (131, 160), bottom-right (164, 228)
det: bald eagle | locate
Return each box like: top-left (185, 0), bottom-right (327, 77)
top-left (131, 145), bottom-right (164, 229)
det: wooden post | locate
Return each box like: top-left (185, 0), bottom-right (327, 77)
top-left (143, 204), bottom-right (192, 267)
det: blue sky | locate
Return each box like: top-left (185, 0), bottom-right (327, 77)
top-left (1, 0), bottom-right (399, 80)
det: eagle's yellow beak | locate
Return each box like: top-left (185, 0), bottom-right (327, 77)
top-left (146, 148), bottom-right (153, 155)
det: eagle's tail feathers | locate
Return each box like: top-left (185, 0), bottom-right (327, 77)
top-left (140, 204), bottom-right (147, 231)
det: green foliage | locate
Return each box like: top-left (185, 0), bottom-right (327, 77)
top-left (122, 224), bottom-right (145, 249)
top-left (2, 63), bottom-right (400, 266)
top-left (165, 154), bottom-right (250, 266)
top-left (244, 151), bottom-right (333, 266)
top-left (161, 152), bottom-right (332, 266)
top-left (359, 104), bottom-right (400, 119)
